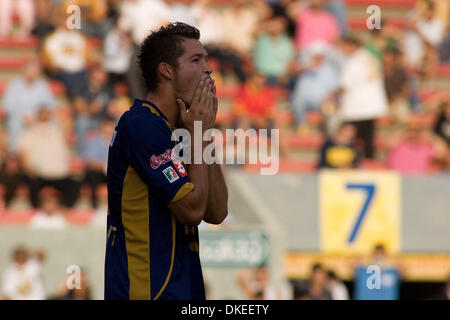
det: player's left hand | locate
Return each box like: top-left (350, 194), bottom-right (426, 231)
top-left (211, 78), bottom-right (218, 120)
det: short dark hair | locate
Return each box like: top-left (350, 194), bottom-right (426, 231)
top-left (312, 263), bottom-right (323, 272)
top-left (138, 22), bottom-right (201, 92)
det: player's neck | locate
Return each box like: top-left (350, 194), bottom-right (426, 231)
top-left (145, 90), bottom-right (178, 129)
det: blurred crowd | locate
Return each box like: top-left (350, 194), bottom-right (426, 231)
top-left (1, 243), bottom-right (448, 300)
top-left (0, 0), bottom-right (449, 220)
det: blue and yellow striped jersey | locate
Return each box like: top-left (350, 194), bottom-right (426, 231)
top-left (104, 99), bottom-right (205, 300)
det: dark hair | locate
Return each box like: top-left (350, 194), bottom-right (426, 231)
top-left (327, 270), bottom-right (337, 279)
top-left (138, 22), bottom-right (200, 92)
top-left (341, 35), bottom-right (361, 47)
top-left (312, 263), bottom-right (323, 272)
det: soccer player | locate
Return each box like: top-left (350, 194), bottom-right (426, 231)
top-left (104, 22), bottom-right (228, 300)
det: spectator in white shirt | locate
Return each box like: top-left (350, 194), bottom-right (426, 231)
top-left (403, 2), bottom-right (444, 79)
top-left (103, 16), bottom-right (133, 86)
top-left (337, 36), bottom-right (388, 158)
top-left (0, 0), bottom-right (35, 37)
top-left (42, 10), bottom-right (89, 98)
top-left (30, 190), bottom-right (68, 229)
top-left (326, 270), bottom-right (349, 300)
top-left (1, 246), bottom-right (46, 300)
top-left (119, 0), bottom-right (171, 45)
top-left (17, 106), bottom-right (80, 208)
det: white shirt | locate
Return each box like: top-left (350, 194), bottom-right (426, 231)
top-left (329, 281), bottom-right (349, 300)
top-left (340, 48), bottom-right (388, 121)
top-left (191, 4), bottom-right (225, 46)
top-left (43, 29), bottom-right (87, 72)
top-left (403, 17), bottom-right (444, 67)
top-left (120, 0), bottom-right (171, 44)
top-left (103, 29), bottom-right (132, 74)
top-left (2, 259), bottom-right (46, 300)
top-left (17, 122), bottom-right (70, 179)
top-left (30, 211), bottom-right (68, 229)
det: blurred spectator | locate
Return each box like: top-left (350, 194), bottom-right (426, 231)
top-left (75, 67), bottom-right (114, 154)
top-left (290, 41), bottom-right (339, 128)
top-left (82, 117), bottom-right (115, 208)
top-left (30, 189), bottom-right (68, 229)
top-left (318, 122), bottom-right (360, 169)
top-left (432, 276), bottom-right (450, 300)
top-left (191, 0), bottom-right (247, 83)
top-left (55, 268), bottom-right (92, 300)
top-left (254, 16), bottom-right (295, 87)
top-left (266, 0), bottom-right (299, 38)
top-left (3, 59), bottom-right (57, 153)
top-left (63, 0), bottom-right (111, 38)
top-left (236, 266), bottom-right (280, 300)
top-left (119, 0), bottom-right (170, 45)
top-left (102, 17), bottom-right (133, 86)
top-left (403, 2), bottom-right (444, 80)
top-left (0, 157), bottom-right (26, 209)
top-left (232, 72), bottom-right (276, 131)
top-left (354, 244), bottom-right (402, 300)
top-left (0, 0), bottom-right (35, 37)
top-left (337, 36), bottom-right (388, 159)
top-left (303, 263), bottom-right (331, 300)
top-left (383, 48), bottom-right (411, 125)
top-left (221, 0), bottom-right (261, 60)
top-left (415, 0), bottom-right (449, 30)
top-left (326, 270), bottom-right (349, 300)
top-left (295, 0), bottom-right (339, 52)
top-left (325, 0), bottom-right (348, 37)
top-left (433, 99), bottom-right (450, 147)
top-left (17, 106), bottom-right (80, 208)
top-left (41, 10), bottom-right (90, 98)
top-left (365, 22), bottom-right (401, 64)
top-left (32, 0), bottom-right (56, 40)
top-left (387, 123), bottom-right (448, 174)
top-left (1, 246), bottom-right (46, 300)
top-left (166, 0), bottom-right (196, 26)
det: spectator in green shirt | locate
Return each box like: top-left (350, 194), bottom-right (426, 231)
top-left (254, 16), bottom-right (295, 87)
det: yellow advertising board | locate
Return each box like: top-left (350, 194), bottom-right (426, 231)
top-left (319, 170), bottom-right (401, 254)
top-left (284, 253), bottom-right (450, 282)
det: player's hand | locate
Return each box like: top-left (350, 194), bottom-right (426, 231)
top-left (211, 78), bottom-right (218, 121)
top-left (177, 79), bottom-right (216, 132)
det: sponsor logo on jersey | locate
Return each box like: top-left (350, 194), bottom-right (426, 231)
top-left (163, 166), bottom-right (180, 183)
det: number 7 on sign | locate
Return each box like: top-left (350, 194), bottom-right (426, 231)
top-left (346, 184), bottom-right (376, 244)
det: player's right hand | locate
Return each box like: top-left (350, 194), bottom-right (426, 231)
top-left (177, 79), bottom-right (215, 132)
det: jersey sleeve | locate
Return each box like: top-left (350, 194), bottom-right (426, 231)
top-left (126, 115), bottom-right (193, 205)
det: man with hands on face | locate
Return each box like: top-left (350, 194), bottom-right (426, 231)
top-left (105, 22), bottom-right (228, 300)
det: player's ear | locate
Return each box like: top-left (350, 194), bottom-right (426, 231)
top-left (158, 62), bottom-right (175, 80)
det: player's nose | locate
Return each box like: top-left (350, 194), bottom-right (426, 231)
top-left (204, 61), bottom-right (212, 75)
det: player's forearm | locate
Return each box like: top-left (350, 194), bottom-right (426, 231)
top-left (203, 163), bottom-right (228, 224)
top-left (184, 138), bottom-right (209, 218)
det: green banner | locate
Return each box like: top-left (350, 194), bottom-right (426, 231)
top-left (199, 230), bottom-right (269, 268)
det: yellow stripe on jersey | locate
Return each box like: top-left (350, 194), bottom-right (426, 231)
top-left (121, 165), bottom-right (151, 300)
top-left (170, 182), bottom-right (194, 204)
top-left (142, 103), bottom-right (174, 131)
top-left (154, 214), bottom-right (176, 300)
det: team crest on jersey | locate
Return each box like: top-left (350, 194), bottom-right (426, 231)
top-left (173, 159), bottom-right (187, 177)
top-left (163, 166), bottom-right (179, 183)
